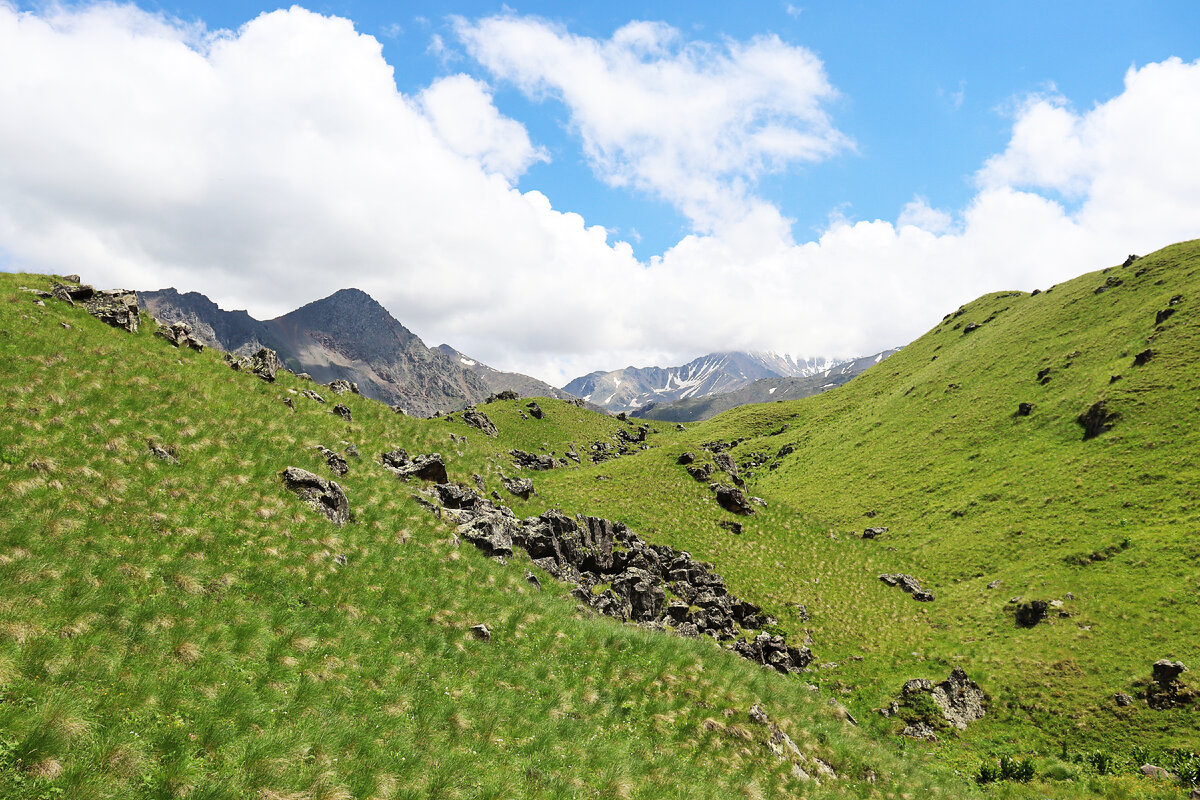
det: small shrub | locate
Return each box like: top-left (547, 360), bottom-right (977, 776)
top-left (1085, 749), bottom-right (1114, 775)
top-left (975, 761), bottom-right (1001, 785)
top-left (999, 755), bottom-right (1035, 782)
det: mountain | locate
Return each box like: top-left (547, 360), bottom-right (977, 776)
top-left (434, 343), bottom-right (574, 401)
top-left (562, 351), bottom-right (872, 414)
top-left (632, 348), bottom-right (901, 422)
top-left (140, 287), bottom-right (575, 416)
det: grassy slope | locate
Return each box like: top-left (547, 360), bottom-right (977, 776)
top-left (512, 242), bottom-right (1200, 781)
top-left (0, 274), bottom-right (966, 799)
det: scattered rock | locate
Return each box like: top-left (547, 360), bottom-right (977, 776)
top-left (155, 321), bottom-right (205, 351)
top-left (713, 452), bottom-right (742, 485)
top-left (317, 446), bottom-right (348, 476)
top-left (234, 347), bottom-right (281, 382)
top-left (147, 439), bottom-right (178, 464)
top-left (525, 401), bottom-right (544, 419)
top-left (301, 389), bottom-right (326, 404)
top-left (381, 449), bottom-right (449, 484)
top-left (1133, 349), bottom-right (1154, 367)
top-left (677, 452), bottom-right (696, 465)
top-left (1016, 402), bottom-right (1033, 417)
top-left (280, 466), bottom-right (350, 525)
top-left (962, 322), bottom-right (980, 333)
top-left (1015, 599), bottom-right (1049, 627)
top-left (1141, 764), bottom-right (1172, 780)
top-left (715, 485), bottom-right (755, 516)
top-left (616, 412), bottom-right (628, 421)
top-left (890, 667), bottom-right (986, 735)
top-left (986, 579), bottom-right (1002, 589)
top-left (525, 570), bottom-right (541, 590)
top-left (1155, 308), bottom-right (1176, 325)
top-left (686, 463), bottom-right (714, 482)
top-left (718, 521), bottom-right (743, 535)
top-left (509, 449), bottom-right (556, 470)
top-left (862, 527), bottom-right (888, 539)
top-left (1037, 367), bottom-right (1052, 385)
top-left (470, 624), bottom-right (491, 642)
top-left (282, 397), bottom-right (295, 411)
top-left (462, 406), bottom-right (498, 436)
top-left (748, 704), bottom-right (837, 783)
top-left (502, 476), bottom-right (535, 499)
top-left (85, 289), bottom-right (141, 333)
top-left (1077, 401), bottom-right (1118, 439)
top-left (1169, 293), bottom-right (1183, 305)
top-left (1114, 692), bottom-right (1134, 706)
top-left (328, 379), bottom-right (359, 395)
top-left (332, 403), bottom-right (352, 422)
top-left (1122, 254), bottom-right (1140, 267)
top-left (879, 573), bottom-right (934, 602)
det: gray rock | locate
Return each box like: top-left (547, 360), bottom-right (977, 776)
top-left (470, 624), bottom-right (491, 641)
top-left (462, 406), bottom-right (498, 436)
top-left (526, 401), bottom-right (544, 419)
top-left (1141, 764), bottom-right (1172, 780)
top-left (147, 439), bottom-right (178, 465)
top-left (381, 449), bottom-right (449, 484)
top-left (930, 667), bottom-right (986, 729)
top-left (879, 573), bottom-right (934, 602)
top-left (249, 347), bottom-right (281, 382)
top-left (317, 446), bottom-right (348, 476)
top-left (328, 379), bottom-right (359, 395)
top-left (1114, 692), bottom-right (1134, 706)
top-left (713, 452), bottom-right (742, 485)
top-left (1152, 659), bottom-right (1188, 684)
top-left (332, 403), bottom-right (352, 422)
top-left (280, 466), bottom-right (350, 525)
top-left (509, 449), bottom-right (556, 470)
top-left (156, 321), bottom-right (205, 351)
top-left (85, 289), bottom-right (140, 333)
top-left (862, 527), bottom-right (888, 539)
top-left (501, 476), bottom-right (534, 499)
top-left (715, 485), bottom-right (755, 516)
top-left (1016, 402), bottom-right (1033, 416)
top-left (301, 389), bottom-right (325, 403)
top-left (686, 462), bottom-right (714, 482)
top-left (524, 570), bottom-right (541, 590)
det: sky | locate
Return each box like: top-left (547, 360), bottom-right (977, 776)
top-left (1, 1), bottom-right (1199, 385)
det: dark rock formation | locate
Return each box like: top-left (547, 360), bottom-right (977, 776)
top-left (1123, 254), bottom-right (1140, 267)
top-left (526, 401), bottom-right (544, 419)
top-left (1015, 599), bottom-right (1049, 627)
top-left (462, 406), bottom-right (498, 436)
top-left (1016, 402), bottom-right (1033, 417)
top-left (862, 527), bottom-right (888, 539)
top-left (332, 403), bottom-right (352, 422)
top-left (733, 633), bottom-right (812, 674)
top-left (502, 476), bottom-right (534, 499)
top-left (715, 485), bottom-right (755, 516)
top-left (280, 466), bottom-right (349, 525)
top-left (509, 449), bottom-right (556, 470)
top-left (147, 439), bottom-right (178, 465)
top-left (879, 573), bottom-right (934, 602)
top-left (1133, 349), bottom-right (1154, 366)
top-left (317, 446), bottom-right (348, 476)
top-left (84, 289), bottom-right (140, 333)
top-left (686, 463), bottom-right (714, 482)
top-left (1155, 308), bottom-right (1176, 325)
top-left (230, 347), bottom-right (282, 382)
top-left (156, 321), bottom-right (205, 351)
top-left (963, 322), bottom-right (980, 333)
top-left (1077, 401), bottom-right (1118, 439)
top-left (328, 379), bottom-right (359, 395)
top-left (718, 521), bottom-right (743, 535)
top-left (677, 452), bottom-right (696, 465)
top-left (713, 452), bottom-right (742, 486)
top-left (486, 390), bottom-right (519, 403)
top-left (1037, 367), bottom-right (1052, 385)
top-left (381, 449), bottom-right (449, 484)
top-left (470, 624), bottom-right (491, 641)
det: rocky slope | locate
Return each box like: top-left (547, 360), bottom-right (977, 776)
top-left (140, 287), bottom-right (576, 416)
top-left (633, 348), bottom-right (901, 422)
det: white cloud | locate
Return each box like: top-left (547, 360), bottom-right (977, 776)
top-left (418, 74), bottom-right (549, 180)
top-left (453, 14), bottom-right (851, 231)
top-left (0, 5), bottom-right (1198, 388)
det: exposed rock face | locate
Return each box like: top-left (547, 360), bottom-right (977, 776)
top-left (280, 466), bottom-right (350, 525)
top-left (889, 667), bottom-right (986, 735)
top-left (425, 486), bottom-right (811, 674)
top-left (250, 348), bottom-right (281, 382)
top-left (510, 449), bottom-right (556, 470)
top-left (462, 406), bottom-right (498, 436)
top-left (715, 485), bottom-right (755, 516)
top-left (1015, 599), bottom-right (1049, 627)
top-left (156, 321), bottom-right (205, 350)
top-left (879, 573), bottom-right (934, 602)
top-left (1077, 401), bottom-right (1118, 439)
top-left (84, 289), bottom-right (140, 333)
top-left (381, 449), bottom-right (449, 484)
top-left (501, 476), bottom-right (534, 499)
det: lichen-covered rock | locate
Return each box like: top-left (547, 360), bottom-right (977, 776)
top-left (381, 449), bottom-right (449, 483)
top-left (280, 466), bottom-right (349, 525)
top-left (249, 348), bottom-right (281, 382)
top-left (332, 403), bottom-right (352, 422)
top-left (509, 449), bottom-right (556, 470)
top-left (85, 290), bottom-right (140, 333)
top-left (328, 379), bottom-right (359, 395)
top-left (502, 475), bottom-right (534, 499)
top-left (156, 321), bottom-right (204, 351)
top-left (890, 667), bottom-right (986, 734)
top-left (317, 446), bottom-right (348, 476)
top-left (462, 406), bottom-right (498, 436)
top-left (862, 526), bottom-right (888, 539)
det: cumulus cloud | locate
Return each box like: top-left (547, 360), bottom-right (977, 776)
top-left (418, 74), bottom-right (549, 180)
top-left (0, 5), bottom-right (1198, 386)
top-left (453, 14), bottom-right (850, 230)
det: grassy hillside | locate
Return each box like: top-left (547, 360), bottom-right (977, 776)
top-left (494, 242), bottom-right (1200, 788)
top-left (0, 273), bottom-right (970, 799)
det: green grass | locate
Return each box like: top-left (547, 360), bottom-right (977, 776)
top-left (1, 240), bottom-right (1197, 799)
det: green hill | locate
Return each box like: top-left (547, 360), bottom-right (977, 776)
top-left (1, 240), bottom-right (1198, 799)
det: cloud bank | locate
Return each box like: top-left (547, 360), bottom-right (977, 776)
top-left (0, 5), bottom-right (1198, 384)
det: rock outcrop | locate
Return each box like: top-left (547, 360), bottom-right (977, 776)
top-left (501, 476), bottom-right (534, 499)
top-left (715, 485), bottom-right (755, 516)
top-left (280, 466), bottom-right (350, 525)
top-left (86, 289), bottom-right (141, 333)
top-left (1146, 659), bottom-right (1194, 709)
top-left (462, 406), bottom-right (498, 436)
top-left (510, 449), bottom-right (557, 470)
top-left (886, 667), bottom-right (986, 737)
top-left (1077, 401), bottom-right (1117, 439)
top-left (879, 573), bottom-right (934, 602)
top-left (156, 321), bottom-right (205, 350)
top-left (381, 449), bottom-right (449, 484)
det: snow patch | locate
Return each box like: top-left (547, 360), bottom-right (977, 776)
top-left (768, 387), bottom-right (777, 395)
top-left (459, 357), bottom-right (477, 366)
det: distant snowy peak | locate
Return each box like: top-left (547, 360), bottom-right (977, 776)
top-left (561, 351), bottom-right (864, 413)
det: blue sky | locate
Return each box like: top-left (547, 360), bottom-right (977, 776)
top-left (2, 1), bottom-right (1199, 381)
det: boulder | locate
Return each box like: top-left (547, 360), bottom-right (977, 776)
top-left (686, 463), bottom-right (713, 482)
top-left (1155, 308), bottom-right (1176, 325)
top-left (677, 452), bottom-right (696, 465)
top-left (862, 527), bottom-right (888, 539)
top-left (713, 452), bottom-right (742, 485)
top-left (1114, 692), bottom-right (1134, 706)
top-left (1141, 764), bottom-right (1172, 780)
top-left (301, 389), bottom-right (325, 404)
top-left (470, 624), bottom-right (491, 641)
top-left (317, 446), bottom-right (348, 476)
top-left (715, 485), bottom-right (755, 516)
top-left (1152, 659), bottom-right (1188, 685)
top-left (1133, 349), bottom-right (1154, 367)
top-left (891, 667), bottom-right (986, 733)
top-left (147, 439), bottom-right (178, 465)
top-left (1077, 401), bottom-right (1117, 439)
top-left (381, 449), bottom-right (449, 484)
top-left (525, 401), bottom-right (544, 420)
top-left (458, 510), bottom-right (517, 559)
top-left (280, 466), bottom-right (350, 525)
top-left (1016, 402), bottom-right (1033, 417)
top-left (50, 281), bottom-right (95, 305)
top-left (332, 404), bottom-right (352, 422)
top-left (879, 573), bottom-right (934, 602)
top-left (328, 379), bottom-right (359, 395)
top-left (509, 449), bottom-right (556, 470)
top-left (249, 347), bottom-right (281, 382)
top-left (462, 406), bottom-right (498, 436)
top-left (485, 390), bottom-right (519, 403)
top-left (156, 321), bottom-right (204, 350)
top-left (85, 290), bottom-right (140, 333)
top-left (501, 476), bottom-right (534, 499)
top-left (1015, 599), bottom-right (1049, 627)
